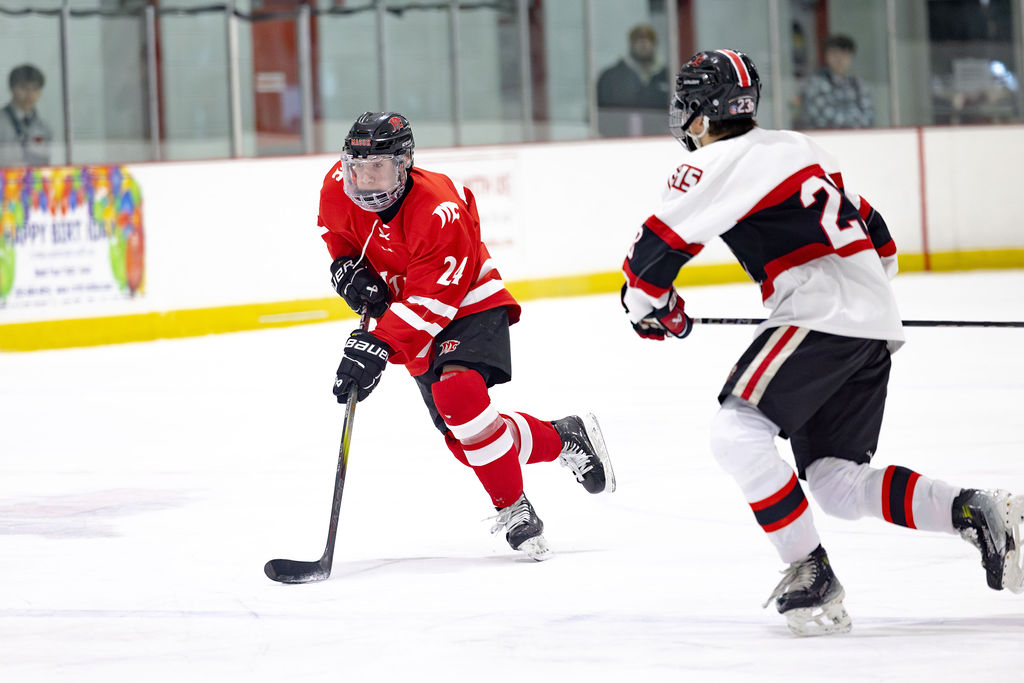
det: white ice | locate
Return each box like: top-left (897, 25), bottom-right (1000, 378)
top-left (2, 270), bottom-right (1023, 682)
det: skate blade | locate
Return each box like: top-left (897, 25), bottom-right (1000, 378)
top-left (519, 535), bottom-right (553, 562)
top-left (783, 593), bottom-right (852, 637)
top-left (583, 412), bottom-right (616, 494)
top-left (1001, 494), bottom-right (1024, 593)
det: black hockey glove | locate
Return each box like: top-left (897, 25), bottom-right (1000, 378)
top-left (330, 256), bottom-right (391, 318)
top-left (334, 329), bottom-right (391, 402)
top-left (621, 284), bottom-right (692, 340)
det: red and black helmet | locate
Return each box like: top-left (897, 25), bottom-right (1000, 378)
top-left (343, 111), bottom-right (414, 159)
top-left (669, 50), bottom-right (761, 148)
top-left (340, 112), bottom-right (415, 212)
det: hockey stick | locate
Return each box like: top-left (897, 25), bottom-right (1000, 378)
top-left (264, 309), bottom-right (371, 584)
top-left (693, 317), bottom-right (1024, 328)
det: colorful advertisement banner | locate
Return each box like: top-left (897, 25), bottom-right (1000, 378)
top-left (0, 165), bottom-right (144, 309)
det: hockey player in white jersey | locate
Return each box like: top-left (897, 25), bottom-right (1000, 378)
top-left (620, 49), bottom-right (1024, 636)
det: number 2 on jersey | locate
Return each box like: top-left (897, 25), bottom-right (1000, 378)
top-left (800, 176), bottom-right (866, 250)
top-left (437, 256), bottom-right (467, 286)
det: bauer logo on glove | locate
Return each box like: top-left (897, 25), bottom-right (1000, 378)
top-left (334, 329), bottom-right (392, 402)
top-left (345, 334), bottom-right (390, 361)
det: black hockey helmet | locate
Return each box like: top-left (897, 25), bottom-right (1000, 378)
top-left (340, 112), bottom-right (414, 211)
top-left (669, 50), bottom-right (761, 150)
top-left (343, 111), bottom-right (414, 159)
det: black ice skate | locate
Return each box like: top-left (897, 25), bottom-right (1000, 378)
top-left (490, 493), bottom-right (552, 561)
top-left (551, 413), bottom-right (616, 494)
top-left (952, 488), bottom-right (1024, 593)
top-left (763, 545), bottom-right (852, 636)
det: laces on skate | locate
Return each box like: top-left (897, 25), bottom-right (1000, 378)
top-left (486, 494), bottom-right (552, 562)
top-left (559, 447), bottom-right (595, 482)
top-left (763, 546), bottom-right (852, 637)
top-left (552, 413), bottom-right (616, 494)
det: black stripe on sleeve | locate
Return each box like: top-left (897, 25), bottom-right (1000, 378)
top-left (626, 226), bottom-right (694, 290)
top-left (863, 208), bottom-right (894, 252)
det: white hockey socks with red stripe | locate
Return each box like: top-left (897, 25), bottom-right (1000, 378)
top-left (711, 397), bottom-right (821, 563)
top-left (806, 458), bottom-right (959, 533)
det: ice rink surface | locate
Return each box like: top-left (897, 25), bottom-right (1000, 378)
top-left (2, 270), bottom-right (1023, 682)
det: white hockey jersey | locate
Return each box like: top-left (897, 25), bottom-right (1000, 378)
top-left (622, 126), bottom-right (904, 350)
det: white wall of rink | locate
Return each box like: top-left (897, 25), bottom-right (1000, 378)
top-left (4, 124), bottom-right (1023, 325)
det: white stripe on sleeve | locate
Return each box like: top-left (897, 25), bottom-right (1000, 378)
top-left (406, 295), bottom-right (458, 320)
top-left (391, 302), bottom-right (445, 337)
top-left (460, 278), bottom-right (505, 307)
top-left (476, 259), bottom-right (495, 279)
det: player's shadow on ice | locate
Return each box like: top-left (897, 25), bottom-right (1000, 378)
top-left (333, 549), bottom-right (604, 577)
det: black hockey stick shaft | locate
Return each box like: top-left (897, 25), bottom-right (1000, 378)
top-left (264, 310), bottom-right (371, 584)
top-left (693, 317), bottom-right (1024, 328)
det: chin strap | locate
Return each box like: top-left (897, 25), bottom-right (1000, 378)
top-left (685, 115), bottom-right (711, 151)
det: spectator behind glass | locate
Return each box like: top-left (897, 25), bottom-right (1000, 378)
top-left (1, 64), bottom-right (54, 167)
top-left (596, 23), bottom-right (671, 137)
top-left (799, 34), bottom-right (874, 129)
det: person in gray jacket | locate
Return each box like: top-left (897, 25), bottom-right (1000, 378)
top-left (1, 64), bottom-right (54, 167)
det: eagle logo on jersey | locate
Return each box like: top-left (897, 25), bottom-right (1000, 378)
top-left (432, 201), bottom-right (460, 227)
top-left (439, 340), bottom-right (461, 355)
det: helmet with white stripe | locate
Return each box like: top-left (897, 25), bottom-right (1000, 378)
top-left (669, 49), bottom-right (761, 149)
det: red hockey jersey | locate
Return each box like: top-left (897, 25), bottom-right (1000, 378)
top-left (319, 165), bottom-right (521, 376)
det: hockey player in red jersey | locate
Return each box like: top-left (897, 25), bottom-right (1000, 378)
top-left (620, 50), bottom-right (1024, 635)
top-left (319, 112), bottom-right (615, 561)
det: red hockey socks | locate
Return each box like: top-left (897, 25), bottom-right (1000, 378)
top-left (443, 414), bottom-right (561, 466)
top-left (432, 370), bottom-right (523, 508)
top-left (501, 412), bottom-right (563, 465)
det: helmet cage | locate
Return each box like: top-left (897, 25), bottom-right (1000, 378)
top-left (669, 91), bottom-right (714, 151)
top-left (342, 111), bottom-right (415, 212)
top-left (340, 153), bottom-right (410, 212)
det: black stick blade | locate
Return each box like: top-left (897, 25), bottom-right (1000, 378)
top-left (264, 558), bottom-right (331, 584)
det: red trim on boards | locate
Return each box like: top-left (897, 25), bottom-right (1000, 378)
top-left (917, 126), bottom-right (932, 271)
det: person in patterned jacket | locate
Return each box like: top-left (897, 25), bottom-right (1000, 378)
top-left (318, 112), bottom-right (616, 560)
top-left (798, 34), bottom-right (874, 129)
